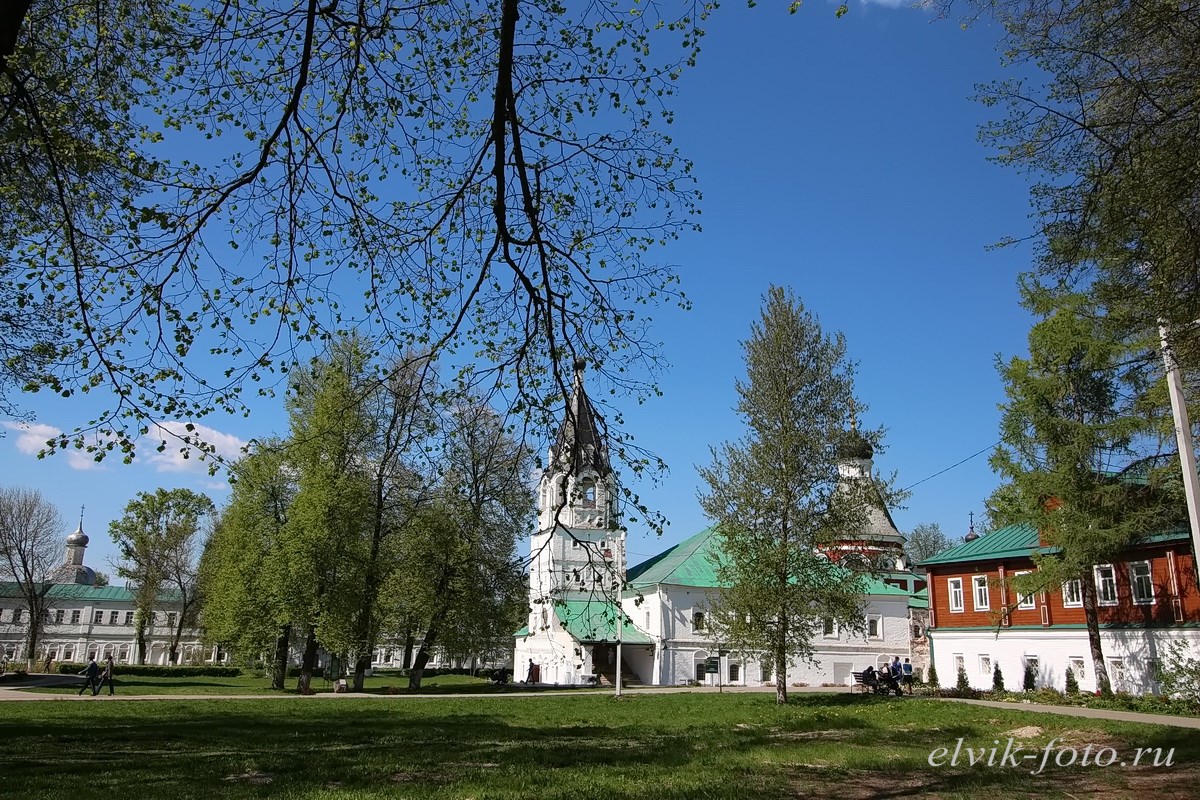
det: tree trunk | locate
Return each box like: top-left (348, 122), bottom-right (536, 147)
top-left (271, 623), bottom-right (291, 690)
top-left (0, 0), bottom-right (33, 63)
top-left (136, 621), bottom-right (148, 665)
top-left (23, 618), bottom-right (41, 673)
top-left (1082, 570), bottom-right (1112, 695)
top-left (408, 625), bottom-right (442, 690)
top-left (353, 651), bottom-right (371, 692)
top-left (298, 624), bottom-right (319, 693)
top-left (774, 644), bottom-right (787, 706)
top-left (403, 627), bottom-right (415, 668)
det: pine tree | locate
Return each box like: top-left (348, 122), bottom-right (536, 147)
top-left (698, 286), bottom-right (879, 705)
top-left (1064, 663), bottom-right (1080, 695)
top-left (993, 662), bottom-right (1005, 692)
top-left (957, 665), bottom-right (971, 692)
top-left (992, 284), bottom-right (1181, 697)
top-left (1023, 661), bottom-right (1037, 692)
top-left (927, 662), bottom-right (939, 689)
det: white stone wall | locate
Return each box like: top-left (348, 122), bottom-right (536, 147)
top-left (648, 586), bottom-right (912, 687)
top-left (0, 600), bottom-right (204, 666)
top-left (929, 627), bottom-right (1200, 695)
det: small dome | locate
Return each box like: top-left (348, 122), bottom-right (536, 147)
top-left (66, 526), bottom-right (89, 547)
top-left (50, 563), bottom-right (96, 586)
top-left (837, 430), bottom-right (873, 461)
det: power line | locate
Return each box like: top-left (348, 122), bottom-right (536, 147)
top-left (902, 442), bottom-right (999, 492)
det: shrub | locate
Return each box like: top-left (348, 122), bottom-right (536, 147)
top-left (1155, 640), bottom-right (1200, 705)
top-left (286, 666), bottom-right (326, 679)
top-left (1023, 661), bottom-right (1037, 692)
top-left (55, 663), bottom-right (242, 678)
top-left (992, 662), bottom-right (1005, 691)
top-left (956, 664), bottom-right (970, 691)
top-left (1064, 665), bottom-right (1079, 695)
top-left (926, 663), bottom-right (939, 688)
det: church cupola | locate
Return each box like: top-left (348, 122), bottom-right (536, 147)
top-left (51, 508), bottom-right (97, 585)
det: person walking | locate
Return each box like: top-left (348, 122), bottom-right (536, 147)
top-left (78, 657), bottom-right (100, 696)
top-left (902, 658), bottom-right (914, 694)
top-left (99, 655), bottom-right (116, 696)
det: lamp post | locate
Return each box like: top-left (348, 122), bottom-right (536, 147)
top-left (1160, 321), bottom-right (1200, 582)
top-left (615, 606), bottom-right (623, 699)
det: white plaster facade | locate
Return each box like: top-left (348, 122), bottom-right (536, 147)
top-left (930, 627), bottom-right (1200, 695)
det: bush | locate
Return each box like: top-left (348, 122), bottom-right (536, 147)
top-left (926, 663), bottom-right (939, 688)
top-left (1023, 661), bottom-right (1037, 692)
top-left (286, 666), bottom-right (325, 679)
top-left (956, 665), bottom-right (970, 692)
top-left (1155, 640), bottom-right (1200, 705)
top-left (1064, 664), bottom-right (1079, 695)
top-left (55, 663), bottom-right (242, 678)
top-left (992, 662), bottom-right (1005, 692)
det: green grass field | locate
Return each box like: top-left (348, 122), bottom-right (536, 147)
top-left (0, 692), bottom-right (1194, 799)
top-left (15, 672), bottom-right (508, 696)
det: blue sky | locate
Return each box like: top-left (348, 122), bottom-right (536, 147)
top-left (1, 4), bottom-right (1039, 575)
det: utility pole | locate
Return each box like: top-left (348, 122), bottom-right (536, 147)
top-left (1159, 321), bottom-right (1200, 581)
top-left (615, 607), bottom-right (623, 699)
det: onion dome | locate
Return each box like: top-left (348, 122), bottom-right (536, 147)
top-left (963, 512), bottom-right (980, 543)
top-left (837, 429), bottom-right (874, 461)
top-left (66, 525), bottom-right (89, 547)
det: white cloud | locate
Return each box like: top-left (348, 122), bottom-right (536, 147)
top-left (144, 421), bottom-right (248, 474)
top-left (3, 421), bottom-right (62, 456)
top-left (2, 421), bottom-right (107, 471)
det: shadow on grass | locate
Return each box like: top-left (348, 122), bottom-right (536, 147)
top-left (3, 693), bottom-right (1198, 799)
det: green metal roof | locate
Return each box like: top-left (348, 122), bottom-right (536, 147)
top-left (553, 600), bottom-right (652, 644)
top-left (626, 527), bottom-right (725, 589)
top-left (512, 624), bottom-right (530, 637)
top-left (918, 522), bottom-right (1192, 567)
top-left (909, 589), bottom-right (928, 610)
top-left (918, 522), bottom-right (1042, 566)
top-left (0, 582), bottom-right (184, 602)
top-left (627, 527), bottom-right (921, 597)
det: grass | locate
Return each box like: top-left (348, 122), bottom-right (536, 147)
top-left (15, 672), bottom-right (510, 696)
top-left (0, 691), bottom-right (1195, 799)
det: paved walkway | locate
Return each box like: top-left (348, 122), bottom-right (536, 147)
top-left (2, 679), bottom-right (1197, 729)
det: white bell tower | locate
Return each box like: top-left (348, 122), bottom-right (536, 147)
top-left (527, 360), bottom-right (625, 612)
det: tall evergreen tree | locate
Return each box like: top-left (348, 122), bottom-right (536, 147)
top-left (991, 284), bottom-right (1180, 694)
top-left (698, 286), bottom-right (876, 705)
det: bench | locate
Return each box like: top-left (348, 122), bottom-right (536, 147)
top-left (851, 671), bottom-right (868, 693)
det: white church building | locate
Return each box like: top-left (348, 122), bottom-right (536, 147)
top-left (513, 365), bottom-right (924, 687)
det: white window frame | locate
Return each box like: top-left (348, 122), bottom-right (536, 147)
top-left (1069, 656), bottom-right (1086, 681)
top-left (979, 654), bottom-right (992, 676)
top-left (1013, 571), bottom-right (1036, 610)
top-left (1108, 658), bottom-right (1126, 691)
top-left (1062, 579), bottom-right (1083, 608)
top-left (948, 578), bottom-right (964, 613)
top-left (1129, 561), bottom-right (1154, 605)
top-left (822, 617), bottom-right (838, 639)
top-left (93, 610), bottom-right (103, 625)
top-left (972, 575), bottom-right (990, 611)
top-left (866, 614), bottom-right (882, 639)
top-left (1095, 564), bottom-right (1118, 606)
top-left (692, 610), bottom-right (705, 632)
top-left (953, 653), bottom-right (965, 676)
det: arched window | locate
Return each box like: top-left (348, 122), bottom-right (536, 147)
top-left (580, 478), bottom-right (596, 508)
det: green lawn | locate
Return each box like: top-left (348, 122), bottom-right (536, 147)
top-left (16, 672), bottom-right (509, 696)
top-left (0, 692), bottom-right (1194, 799)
